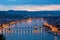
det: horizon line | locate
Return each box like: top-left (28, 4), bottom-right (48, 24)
top-left (0, 5), bottom-right (60, 11)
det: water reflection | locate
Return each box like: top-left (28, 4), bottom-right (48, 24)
top-left (1, 27), bottom-right (59, 40)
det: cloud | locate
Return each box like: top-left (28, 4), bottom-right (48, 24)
top-left (0, 5), bottom-right (60, 11)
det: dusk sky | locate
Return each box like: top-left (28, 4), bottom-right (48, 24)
top-left (0, 0), bottom-right (60, 11)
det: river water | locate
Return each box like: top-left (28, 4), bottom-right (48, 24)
top-left (0, 18), bottom-right (60, 40)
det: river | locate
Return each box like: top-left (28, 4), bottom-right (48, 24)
top-left (0, 18), bottom-right (60, 40)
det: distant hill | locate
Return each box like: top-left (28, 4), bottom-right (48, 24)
top-left (0, 10), bottom-right (60, 19)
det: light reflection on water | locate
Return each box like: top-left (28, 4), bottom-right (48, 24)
top-left (0, 18), bottom-right (60, 40)
top-left (2, 28), bottom-right (60, 40)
